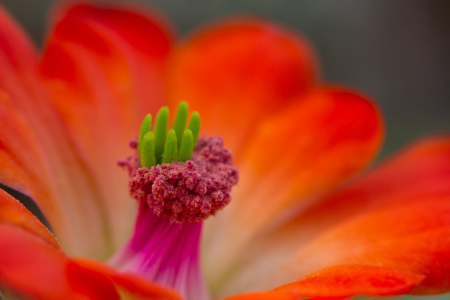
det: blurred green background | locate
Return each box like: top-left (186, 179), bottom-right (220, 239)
top-left (1, 0), bottom-right (449, 299)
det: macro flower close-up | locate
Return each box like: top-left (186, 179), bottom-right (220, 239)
top-left (0, 1), bottom-right (449, 300)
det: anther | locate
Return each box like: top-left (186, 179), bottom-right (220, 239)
top-left (124, 102), bottom-right (238, 224)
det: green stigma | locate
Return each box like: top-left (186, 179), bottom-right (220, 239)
top-left (138, 102), bottom-right (201, 167)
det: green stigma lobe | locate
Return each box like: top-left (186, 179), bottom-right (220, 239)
top-left (162, 129), bottom-right (178, 164)
top-left (172, 101), bottom-right (189, 148)
top-left (140, 131), bottom-right (156, 168)
top-left (139, 114), bottom-right (152, 148)
top-left (137, 102), bottom-right (201, 167)
top-left (178, 129), bottom-right (194, 161)
top-left (188, 111), bottom-right (201, 145)
top-left (154, 107), bottom-right (169, 164)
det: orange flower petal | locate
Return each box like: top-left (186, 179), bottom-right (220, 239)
top-left (234, 86), bottom-right (383, 221)
top-left (0, 92), bottom-right (52, 204)
top-left (69, 259), bottom-right (183, 300)
top-left (0, 4), bottom-right (38, 83)
top-left (40, 2), bottom-right (174, 253)
top-left (205, 87), bottom-right (384, 285)
top-left (279, 135), bottom-right (450, 247)
top-left (228, 136), bottom-right (450, 295)
top-left (281, 190), bottom-right (450, 295)
top-left (0, 188), bottom-right (59, 249)
top-left (273, 265), bottom-right (424, 298)
top-left (0, 5), bottom-right (54, 199)
top-left (42, 2), bottom-right (173, 131)
top-left (223, 291), bottom-right (297, 300)
top-left (0, 223), bottom-right (181, 300)
top-left (0, 224), bottom-right (105, 299)
top-left (0, 4), bottom-right (116, 258)
top-left (166, 18), bottom-right (318, 155)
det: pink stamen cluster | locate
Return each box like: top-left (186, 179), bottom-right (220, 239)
top-left (117, 140), bottom-right (139, 175)
top-left (121, 137), bottom-right (238, 224)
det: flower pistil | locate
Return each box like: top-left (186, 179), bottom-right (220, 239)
top-left (113, 103), bottom-right (238, 300)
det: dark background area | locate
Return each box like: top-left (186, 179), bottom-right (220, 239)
top-left (1, 1), bottom-right (449, 299)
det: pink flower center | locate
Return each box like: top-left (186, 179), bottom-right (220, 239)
top-left (113, 137), bottom-right (238, 300)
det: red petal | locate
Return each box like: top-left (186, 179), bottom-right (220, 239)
top-left (166, 18), bottom-right (318, 155)
top-left (0, 4), bottom-right (116, 258)
top-left (273, 265), bottom-right (424, 298)
top-left (40, 2), bottom-right (174, 253)
top-left (0, 5), bottom-right (52, 198)
top-left (0, 224), bottom-right (106, 299)
top-left (232, 136), bottom-right (450, 295)
top-left (0, 4), bottom-right (38, 82)
top-left (42, 2), bottom-right (173, 125)
top-left (205, 87), bottom-right (384, 285)
top-left (69, 259), bottom-right (183, 300)
top-left (235, 87), bottom-right (383, 218)
top-left (223, 291), bottom-right (297, 300)
top-left (0, 224), bottom-right (181, 300)
top-left (0, 189), bottom-right (59, 249)
top-left (0, 92), bottom-right (53, 202)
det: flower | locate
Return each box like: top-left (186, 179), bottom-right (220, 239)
top-left (0, 2), bottom-right (449, 300)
